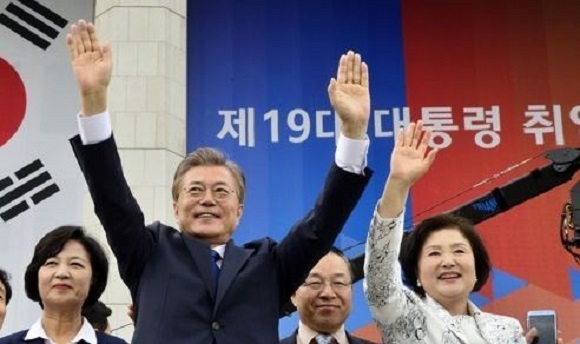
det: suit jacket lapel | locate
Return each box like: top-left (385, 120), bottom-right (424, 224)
top-left (215, 241), bottom-right (252, 310)
top-left (283, 330), bottom-right (298, 344)
top-left (473, 311), bottom-right (493, 343)
top-left (424, 295), bottom-right (471, 344)
top-left (181, 234), bottom-right (217, 299)
top-left (346, 331), bottom-right (357, 344)
top-left (471, 302), bottom-right (504, 344)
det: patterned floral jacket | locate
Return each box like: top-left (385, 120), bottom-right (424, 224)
top-left (363, 210), bottom-right (526, 344)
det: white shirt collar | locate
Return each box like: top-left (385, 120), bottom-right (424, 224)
top-left (297, 320), bottom-right (348, 344)
top-left (25, 317), bottom-right (98, 344)
top-left (212, 244), bottom-right (226, 259)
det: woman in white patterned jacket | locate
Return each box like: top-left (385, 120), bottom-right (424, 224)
top-left (363, 121), bottom-right (562, 344)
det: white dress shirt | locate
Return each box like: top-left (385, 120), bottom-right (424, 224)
top-left (296, 321), bottom-right (348, 344)
top-left (24, 317), bottom-right (97, 344)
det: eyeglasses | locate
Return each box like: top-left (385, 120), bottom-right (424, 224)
top-left (302, 279), bottom-right (351, 292)
top-left (182, 184), bottom-right (235, 201)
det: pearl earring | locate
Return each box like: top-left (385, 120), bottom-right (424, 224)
top-left (417, 280), bottom-right (422, 287)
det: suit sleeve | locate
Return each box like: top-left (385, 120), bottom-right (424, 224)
top-left (70, 135), bottom-right (155, 291)
top-left (274, 163), bottom-right (372, 304)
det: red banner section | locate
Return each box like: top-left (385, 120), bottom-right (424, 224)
top-left (402, 0), bottom-right (579, 342)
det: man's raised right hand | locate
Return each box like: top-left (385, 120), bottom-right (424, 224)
top-left (66, 19), bottom-right (112, 116)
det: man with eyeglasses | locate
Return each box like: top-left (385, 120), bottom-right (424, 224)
top-left (66, 20), bottom-right (372, 344)
top-left (281, 248), bottom-right (376, 344)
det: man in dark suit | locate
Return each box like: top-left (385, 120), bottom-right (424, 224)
top-left (65, 20), bottom-right (372, 344)
top-left (280, 248), bottom-right (376, 344)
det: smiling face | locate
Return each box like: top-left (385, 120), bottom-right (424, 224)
top-left (417, 228), bottom-right (477, 310)
top-left (173, 165), bottom-right (244, 245)
top-left (291, 252), bottom-right (352, 333)
top-left (38, 240), bottom-right (93, 311)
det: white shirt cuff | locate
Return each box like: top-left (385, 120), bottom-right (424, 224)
top-left (335, 133), bottom-right (369, 175)
top-left (77, 111), bottom-right (112, 145)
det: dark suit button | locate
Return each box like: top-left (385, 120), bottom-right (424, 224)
top-left (211, 321), bottom-right (220, 330)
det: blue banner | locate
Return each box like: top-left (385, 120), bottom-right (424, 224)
top-left (187, 0), bottom-right (406, 337)
top-left (188, 1), bottom-right (580, 341)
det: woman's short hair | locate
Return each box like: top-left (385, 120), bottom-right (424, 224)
top-left (24, 225), bottom-right (109, 308)
top-left (399, 213), bottom-right (492, 297)
top-left (0, 268), bottom-right (12, 305)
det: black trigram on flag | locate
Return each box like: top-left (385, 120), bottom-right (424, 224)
top-left (0, 159), bottom-right (60, 222)
top-left (0, 0), bottom-right (68, 50)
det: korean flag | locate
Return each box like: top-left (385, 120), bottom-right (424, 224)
top-left (0, 0), bottom-right (94, 334)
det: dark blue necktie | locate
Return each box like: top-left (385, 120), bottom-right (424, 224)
top-left (211, 250), bottom-right (221, 287)
top-left (211, 251), bottom-right (220, 343)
